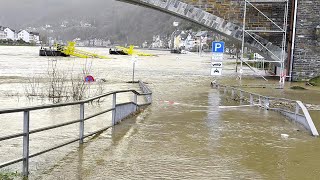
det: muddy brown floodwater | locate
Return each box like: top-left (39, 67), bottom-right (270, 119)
top-left (0, 46), bottom-right (319, 179)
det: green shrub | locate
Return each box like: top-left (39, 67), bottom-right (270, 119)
top-left (309, 76), bottom-right (320, 86)
top-left (0, 171), bottom-right (20, 180)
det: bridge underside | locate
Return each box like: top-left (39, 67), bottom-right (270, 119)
top-left (117, 0), bottom-right (286, 63)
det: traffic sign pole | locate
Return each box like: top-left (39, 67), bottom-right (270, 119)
top-left (211, 41), bottom-right (225, 77)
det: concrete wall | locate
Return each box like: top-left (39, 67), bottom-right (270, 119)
top-left (292, 0), bottom-right (320, 81)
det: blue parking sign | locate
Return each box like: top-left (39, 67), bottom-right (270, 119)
top-left (212, 42), bottom-right (225, 53)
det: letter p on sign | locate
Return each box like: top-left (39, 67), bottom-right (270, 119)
top-left (212, 42), bottom-right (225, 53)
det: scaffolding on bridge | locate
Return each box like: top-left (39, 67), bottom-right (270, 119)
top-left (240, 0), bottom-right (289, 84)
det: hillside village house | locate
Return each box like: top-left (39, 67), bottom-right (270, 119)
top-left (151, 35), bottom-right (165, 48)
top-left (0, 27), bottom-right (17, 40)
top-left (183, 33), bottom-right (196, 50)
top-left (18, 30), bottom-right (30, 42)
top-left (194, 31), bottom-right (209, 50)
top-left (29, 32), bottom-right (40, 43)
top-left (0, 26), bottom-right (40, 43)
top-left (170, 30), bottom-right (196, 50)
top-left (0, 26), bottom-right (5, 39)
top-left (4, 28), bottom-right (16, 40)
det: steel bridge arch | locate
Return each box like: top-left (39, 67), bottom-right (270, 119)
top-left (117, 0), bottom-right (285, 62)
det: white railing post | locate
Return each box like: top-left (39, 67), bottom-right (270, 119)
top-left (79, 103), bottom-right (84, 144)
top-left (134, 93), bottom-right (138, 111)
top-left (250, 94), bottom-right (254, 106)
top-left (239, 91), bottom-right (243, 104)
top-left (231, 89), bottom-right (235, 99)
top-left (259, 96), bottom-right (262, 107)
top-left (295, 102), bottom-right (300, 120)
top-left (22, 111), bottom-right (30, 177)
top-left (149, 94), bottom-right (152, 103)
top-left (112, 93), bottom-right (117, 125)
top-left (264, 97), bottom-right (270, 110)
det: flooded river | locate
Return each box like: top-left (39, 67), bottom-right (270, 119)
top-left (0, 46), bottom-right (319, 179)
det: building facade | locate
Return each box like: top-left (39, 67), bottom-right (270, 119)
top-left (29, 32), bottom-right (40, 44)
top-left (1, 25), bottom-right (40, 44)
top-left (18, 30), bottom-right (30, 42)
top-left (0, 26), bottom-right (6, 40)
top-left (4, 28), bottom-right (16, 40)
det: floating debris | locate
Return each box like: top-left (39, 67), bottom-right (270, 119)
top-left (281, 134), bottom-right (289, 139)
top-left (290, 86), bottom-right (306, 90)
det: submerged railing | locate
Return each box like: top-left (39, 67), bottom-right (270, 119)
top-left (0, 80), bottom-right (152, 176)
top-left (212, 82), bottom-right (319, 137)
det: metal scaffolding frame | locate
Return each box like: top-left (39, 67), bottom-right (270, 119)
top-left (240, 0), bottom-right (289, 83)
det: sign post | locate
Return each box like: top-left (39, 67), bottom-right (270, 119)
top-left (211, 41), bottom-right (225, 77)
top-left (132, 55), bottom-right (138, 83)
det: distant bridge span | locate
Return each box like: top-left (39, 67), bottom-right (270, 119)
top-left (117, 0), bottom-right (285, 62)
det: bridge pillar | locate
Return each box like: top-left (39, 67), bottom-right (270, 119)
top-left (291, 0), bottom-right (320, 81)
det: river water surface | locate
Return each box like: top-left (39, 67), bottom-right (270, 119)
top-left (0, 46), bottom-right (319, 179)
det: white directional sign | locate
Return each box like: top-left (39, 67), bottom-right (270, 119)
top-left (211, 53), bottom-right (223, 61)
top-left (211, 61), bottom-right (223, 68)
top-left (211, 41), bottom-right (224, 76)
top-left (131, 55), bottom-right (138, 63)
top-left (211, 68), bottom-right (222, 76)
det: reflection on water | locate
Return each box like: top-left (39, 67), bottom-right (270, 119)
top-left (0, 46), bottom-right (319, 179)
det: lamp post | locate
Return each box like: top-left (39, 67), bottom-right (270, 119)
top-left (172, 21), bottom-right (179, 50)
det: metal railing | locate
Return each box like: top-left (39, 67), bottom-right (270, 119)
top-left (0, 80), bottom-right (152, 176)
top-left (212, 82), bottom-right (319, 137)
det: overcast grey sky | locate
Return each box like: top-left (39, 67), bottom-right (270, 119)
top-left (0, 0), bottom-right (137, 29)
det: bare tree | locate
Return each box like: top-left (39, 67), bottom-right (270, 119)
top-left (24, 58), bottom-right (104, 103)
top-left (47, 60), bottom-right (68, 103)
top-left (24, 76), bottom-right (41, 97)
